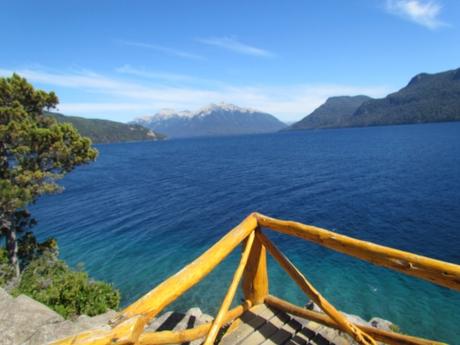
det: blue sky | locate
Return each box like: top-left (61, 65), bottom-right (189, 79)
top-left (1, 0), bottom-right (459, 122)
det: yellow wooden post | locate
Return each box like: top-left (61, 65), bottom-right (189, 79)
top-left (203, 231), bottom-right (256, 345)
top-left (242, 227), bottom-right (269, 304)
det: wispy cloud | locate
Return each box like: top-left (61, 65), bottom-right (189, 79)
top-left (116, 64), bottom-right (196, 82)
top-left (0, 67), bottom-right (389, 122)
top-left (115, 64), bottom-right (225, 87)
top-left (197, 37), bottom-right (274, 57)
top-left (59, 103), bottom-right (155, 115)
top-left (117, 40), bottom-right (205, 60)
top-left (385, 0), bottom-right (448, 29)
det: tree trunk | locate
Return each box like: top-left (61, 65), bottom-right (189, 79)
top-left (7, 228), bottom-right (20, 277)
top-left (3, 215), bottom-right (20, 277)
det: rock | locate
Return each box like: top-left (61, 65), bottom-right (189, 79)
top-left (89, 309), bottom-right (117, 326)
top-left (21, 320), bottom-right (83, 345)
top-left (305, 301), bottom-right (369, 327)
top-left (305, 300), bottom-right (322, 313)
top-left (21, 311), bottom-right (116, 345)
top-left (344, 313), bottom-right (369, 326)
top-left (0, 287), bottom-right (14, 312)
top-left (74, 310), bottom-right (117, 329)
top-left (369, 317), bottom-right (395, 332)
top-left (0, 293), bottom-right (63, 345)
top-left (74, 314), bottom-right (93, 329)
top-left (0, 288), bottom-right (16, 345)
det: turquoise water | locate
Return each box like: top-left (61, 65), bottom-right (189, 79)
top-left (30, 122), bottom-right (460, 343)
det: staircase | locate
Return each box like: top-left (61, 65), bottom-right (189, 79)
top-left (220, 304), bottom-right (359, 345)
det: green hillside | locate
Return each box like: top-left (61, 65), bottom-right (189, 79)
top-left (289, 96), bottom-right (372, 130)
top-left (288, 67), bottom-right (460, 130)
top-left (46, 112), bottom-right (165, 144)
top-left (350, 68), bottom-right (460, 126)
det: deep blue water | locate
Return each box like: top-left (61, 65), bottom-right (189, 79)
top-left (31, 122), bottom-right (460, 343)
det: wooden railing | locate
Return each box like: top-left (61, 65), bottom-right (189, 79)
top-left (51, 213), bottom-right (460, 345)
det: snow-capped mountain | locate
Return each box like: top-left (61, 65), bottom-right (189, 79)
top-left (132, 102), bottom-right (286, 138)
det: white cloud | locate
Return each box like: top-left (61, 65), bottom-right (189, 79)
top-left (116, 64), bottom-right (196, 82)
top-left (385, 0), bottom-right (448, 29)
top-left (197, 37), bottom-right (274, 57)
top-left (57, 103), bottom-right (155, 115)
top-left (115, 64), bottom-right (225, 87)
top-left (0, 67), bottom-right (390, 122)
top-left (117, 40), bottom-right (205, 60)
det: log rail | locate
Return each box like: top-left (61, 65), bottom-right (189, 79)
top-left (50, 213), bottom-right (460, 345)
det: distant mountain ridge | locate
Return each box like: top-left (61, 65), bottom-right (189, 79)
top-left (289, 95), bottom-right (372, 130)
top-left (47, 112), bottom-right (165, 144)
top-left (350, 68), bottom-right (460, 126)
top-left (288, 67), bottom-right (460, 130)
top-left (133, 102), bottom-right (286, 138)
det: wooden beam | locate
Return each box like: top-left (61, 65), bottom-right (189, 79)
top-left (112, 214), bottom-right (258, 324)
top-left (242, 227), bottom-right (269, 304)
top-left (138, 301), bottom-right (252, 345)
top-left (203, 231), bottom-right (255, 345)
top-left (257, 232), bottom-right (377, 345)
top-left (255, 213), bottom-right (460, 291)
top-left (265, 295), bottom-right (447, 345)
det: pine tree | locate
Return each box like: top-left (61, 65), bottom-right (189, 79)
top-left (0, 74), bottom-right (97, 276)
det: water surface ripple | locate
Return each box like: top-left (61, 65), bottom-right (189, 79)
top-left (31, 123), bottom-right (460, 343)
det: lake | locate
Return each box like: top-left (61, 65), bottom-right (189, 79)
top-left (30, 122), bottom-right (460, 343)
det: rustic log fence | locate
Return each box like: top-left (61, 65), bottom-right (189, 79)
top-left (51, 213), bottom-right (460, 345)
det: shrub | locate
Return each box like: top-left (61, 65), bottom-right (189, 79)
top-left (389, 323), bottom-right (401, 333)
top-left (0, 248), bottom-right (15, 286)
top-left (14, 253), bottom-right (120, 318)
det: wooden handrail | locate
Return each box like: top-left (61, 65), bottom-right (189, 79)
top-left (111, 213), bottom-right (258, 325)
top-left (48, 213), bottom-right (459, 345)
top-left (255, 213), bottom-right (460, 291)
top-left (265, 295), bottom-right (447, 345)
top-left (257, 232), bottom-right (377, 345)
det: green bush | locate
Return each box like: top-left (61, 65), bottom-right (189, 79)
top-left (0, 248), bottom-right (15, 286)
top-left (14, 253), bottom-right (120, 318)
top-left (389, 323), bottom-right (401, 333)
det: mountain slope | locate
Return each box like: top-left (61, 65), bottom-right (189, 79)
top-left (288, 67), bottom-right (460, 131)
top-left (289, 95), bottom-right (372, 130)
top-left (47, 112), bottom-right (165, 144)
top-left (133, 103), bottom-right (286, 138)
top-left (350, 68), bottom-right (460, 126)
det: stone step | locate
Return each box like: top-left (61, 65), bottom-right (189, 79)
top-left (145, 307), bottom-right (214, 345)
